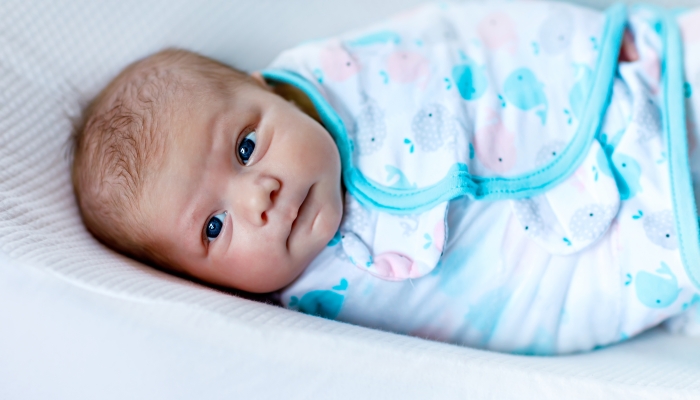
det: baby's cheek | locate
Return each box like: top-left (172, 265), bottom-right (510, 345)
top-left (224, 234), bottom-right (290, 292)
top-left (313, 205), bottom-right (343, 253)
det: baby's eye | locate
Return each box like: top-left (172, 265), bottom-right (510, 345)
top-left (238, 131), bottom-right (256, 165)
top-left (205, 212), bottom-right (226, 241)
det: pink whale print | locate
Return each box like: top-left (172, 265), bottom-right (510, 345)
top-left (386, 50), bottom-right (430, 88)
top-left (474, 109), bottom-right (517, 174)
top-left (371, 252), bottom-right (430, 281)
top-left (477, 11), bottom-right (518, 55)
top-left (679, 10), bottom-right (700, 44)
top-left (320, 44), bottom-right (361, 81)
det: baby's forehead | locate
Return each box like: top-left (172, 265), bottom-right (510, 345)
top-left (114, 52), bottom-right (259, 172)
top-left (111, 55), bottom-right (214, 107)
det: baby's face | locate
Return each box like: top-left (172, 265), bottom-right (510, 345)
top-left (145, 75), bottom-right (343, 292)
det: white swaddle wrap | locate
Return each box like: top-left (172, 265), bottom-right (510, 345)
top-left (262, 1), bottom-right (700, 354)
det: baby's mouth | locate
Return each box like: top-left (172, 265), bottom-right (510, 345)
top-left (286, 184), bottom-right (313, 249)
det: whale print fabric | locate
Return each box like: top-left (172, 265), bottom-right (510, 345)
top-left (269, 0), bottom-right (609, 185)
top-left (272, 2), bottom-right (700, 355)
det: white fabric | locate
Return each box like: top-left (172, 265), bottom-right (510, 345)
top-left (276, 3), bottom-right (697, 354)
top-left (267, 1), bottom-right (610, 281)
top-left (2, 0), bottom-right (700, 398)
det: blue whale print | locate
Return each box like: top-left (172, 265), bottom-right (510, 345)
top-left (347, 31), bottom-right (401, 46)
top-left (569, 65), bottom-right (593, 119)
top-left (608, 153), bottom-right (642, 200)
top-left (464, 287), bottom-right (512, 346)
top-left (634, 262), bottom-right (680, 308)
top-left (432, 245), bottom-right (479, 297)
top-left (452, 58), bottom-right (488, 101)
top-left (597, 131), bottom-right (642, 200)
top-left (289, 279), bottom-right (348, 319)
top-left (503, 68), bottom-right (548, 125)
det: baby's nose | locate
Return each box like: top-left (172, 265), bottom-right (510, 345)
top-left (240, 176), bottom-right (280, 226)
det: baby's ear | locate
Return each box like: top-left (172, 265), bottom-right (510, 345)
top-left (250, 72), bottom-right (272, 90)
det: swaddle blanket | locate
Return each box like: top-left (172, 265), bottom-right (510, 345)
top-left (263, 1), bottom-right (700, 354)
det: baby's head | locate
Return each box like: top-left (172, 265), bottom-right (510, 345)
top-left (73, 49), bottom-right (343, 293)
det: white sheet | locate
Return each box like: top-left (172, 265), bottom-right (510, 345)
top-left (5, 252), bottom-right (700, 399)
top-left (1, 0), bottom-right (700, 398)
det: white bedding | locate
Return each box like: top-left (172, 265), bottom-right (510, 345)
top-left (1, 0), bottom-right (700, 398)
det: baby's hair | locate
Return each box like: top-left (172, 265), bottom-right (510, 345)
top-left (72, 48), bottom-right (253, 265)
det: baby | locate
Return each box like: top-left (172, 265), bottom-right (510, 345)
top-left (73, 1), bottom-right (700, 354)
top-left (73, 49), bottom-right (344, 294)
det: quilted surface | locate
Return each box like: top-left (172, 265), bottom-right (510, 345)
top-left (1, 0), bottom-right (700, 398)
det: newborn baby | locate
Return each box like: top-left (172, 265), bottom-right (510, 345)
top-left (73, 1), bottom-right (700, 354)
top-left (72, 50), bottom-right (344, 293)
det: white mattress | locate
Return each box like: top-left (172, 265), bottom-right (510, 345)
top-left (1, 0), bottom-right (700, 398)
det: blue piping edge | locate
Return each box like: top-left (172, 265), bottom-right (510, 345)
top-left (660, 9), bottom-right (700, 290)
top-left (262, 3), bottom-right (628, 214)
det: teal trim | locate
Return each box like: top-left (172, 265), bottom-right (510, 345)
top-left (263, 3), bottom-right (627, 213)
top-left (659, 9), bottom-right (700, 290)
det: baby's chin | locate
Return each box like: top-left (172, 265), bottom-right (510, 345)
top-left (268, 202), bottom-right (343, 293)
